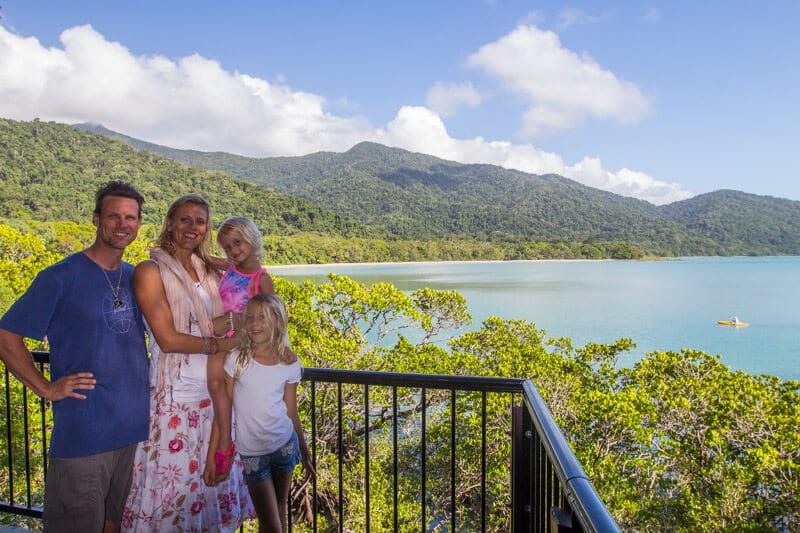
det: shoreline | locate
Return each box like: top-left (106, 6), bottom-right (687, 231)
top-left (267, 255), bottom-right (791, 270)
top-left (268, 257), bottom-right (670, 270)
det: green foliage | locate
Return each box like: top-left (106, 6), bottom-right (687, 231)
top-left (567, 349), bottom-right (800, 531)
top-left (0, 224), bottom-right (60, 312)
top-left (262, 233), bottom-right (644, 264)
top-left (0, 117), bottom-right (367, 239)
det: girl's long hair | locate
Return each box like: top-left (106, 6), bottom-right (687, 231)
top-left (232, 294), bottom-right (289, 380)
top-left (155, 194), bottom-right (215, 270)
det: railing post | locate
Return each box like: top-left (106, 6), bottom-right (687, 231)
top-left (511, 402), bottom-right (533, 533)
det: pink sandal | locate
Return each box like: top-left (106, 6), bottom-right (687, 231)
top-left (214, 443), bottom-right (236, 480)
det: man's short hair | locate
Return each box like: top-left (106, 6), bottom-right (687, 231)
top-left (94, 181), bottom-right (145, 218)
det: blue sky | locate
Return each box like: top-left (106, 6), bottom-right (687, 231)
top-left (1, 1), bottom-right (798, 205)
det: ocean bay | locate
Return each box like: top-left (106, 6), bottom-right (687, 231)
top-left (272, 256), bottom-right (800, 382)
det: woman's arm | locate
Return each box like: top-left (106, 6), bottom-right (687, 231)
top-left (134, 260), bottom-right (237, 354)
top-left (206, 255), bottom-right (231, 273)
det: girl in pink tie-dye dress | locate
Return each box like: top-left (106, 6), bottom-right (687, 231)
top-left (208, 217), bottom-right (279, 481)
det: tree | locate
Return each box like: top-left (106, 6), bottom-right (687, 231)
top-left (564, 349), bottom-right (800, 531)
top-left (0, 224), bottom-right (60, 314)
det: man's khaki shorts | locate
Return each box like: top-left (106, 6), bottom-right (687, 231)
top-left (43, 443), bottom-right (137, 532)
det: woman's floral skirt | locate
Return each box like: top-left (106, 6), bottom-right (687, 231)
top-left (122, 395), bottom-right (255, 532)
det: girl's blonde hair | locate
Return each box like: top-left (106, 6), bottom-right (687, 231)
top-left (232, 293), bottom-right (289, 380)
top-left (156, 194), bottom-right (215, 269)
top-left (217, 216), bottom-right (264, 263)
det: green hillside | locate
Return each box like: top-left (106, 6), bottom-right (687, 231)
top-left (657, 190), bottom-right (800, 255)
top-left (0, 118), bottom-right (367, 238)
top-left (76, 123), bottom-right (800, 256)
top-left (5, 118), bottom-right (641, 263)
top-left (4, 118), bottom-right (799, 258)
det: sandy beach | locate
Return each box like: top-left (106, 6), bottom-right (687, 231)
top-left (267, 257), bottom-right (630, 271)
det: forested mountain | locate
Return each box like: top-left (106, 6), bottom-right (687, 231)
top-left (0, 118), bottom-right (368, 238)
top-left (75, 122), bottom-right (800, 256)
top-left (658, 190), bottom-right (800, 255)
top-left (3, 118), bottom-right (798, 257)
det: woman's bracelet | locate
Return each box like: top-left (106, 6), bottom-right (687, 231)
top-left (208, 336), bottom-right (219, 355)
top-left (200, 336), bottom-right (208, 354)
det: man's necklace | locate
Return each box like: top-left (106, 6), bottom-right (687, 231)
top-left (99, 263), bottom-right (124, 309)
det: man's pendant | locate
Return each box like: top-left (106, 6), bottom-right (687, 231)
top-left (114, 298), bottom-right (123, 309)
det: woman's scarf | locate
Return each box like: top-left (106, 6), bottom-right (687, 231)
top-left (150, 247), bottom-right (222, 407)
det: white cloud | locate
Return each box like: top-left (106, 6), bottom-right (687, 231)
top-left (425, 81), bottom-right (482, 117)
top-left (0, 24), bottom-right (689, 204)
top-left (466, 25), bottom-right (652, 137)
top-left (556, 7), bottom-right (606, 30)
top-left (379, 107), bottom-right (691, 204)
top-left (565, 157), bottom-right (691, 205)
top-left (0, 24), bottom-right (369, 156)
top-left (380, 106), bottom-right (565, 174)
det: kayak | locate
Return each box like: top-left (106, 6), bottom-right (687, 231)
top-left (718, 320), bottom-right (749, 327)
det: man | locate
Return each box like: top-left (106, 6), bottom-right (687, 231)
top-left (0, 181), bottom-right (149, 533)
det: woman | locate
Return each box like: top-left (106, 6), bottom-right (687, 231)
top-left (122, 195), bottom-right (255, 532)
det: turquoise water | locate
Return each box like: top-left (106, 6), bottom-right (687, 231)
top-left (271, 257), bottom-right (800, 381)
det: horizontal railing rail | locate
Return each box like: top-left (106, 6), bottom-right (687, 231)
top-left (1, 352), bottom-right (620, 532)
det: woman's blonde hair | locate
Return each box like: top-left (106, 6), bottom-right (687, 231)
top-left (156, 194), bottom-right (215, 268)
top-left (216, 216), bottom-right (264, 263)
top-left (232, 293), bottom-right (289, 380)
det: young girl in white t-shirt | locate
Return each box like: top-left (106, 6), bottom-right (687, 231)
top-left (223, 294), bottom-right (314, 532)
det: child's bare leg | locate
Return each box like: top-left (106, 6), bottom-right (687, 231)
top-left (247, 478), bottom-right (283, 533)
top-left (271, 470), bottom-right (293, 533)
top-left (203, 419), bottom-right (220, 486)
top-left (206, 352), bottom-right (234, 475)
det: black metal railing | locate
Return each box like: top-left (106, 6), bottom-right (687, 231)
top-left (1, 352), bottom-right (620, 532)
top-left (1, 351), bottom-right (49, 523)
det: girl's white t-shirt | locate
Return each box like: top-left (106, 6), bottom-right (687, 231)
top-left (224, 352), bottom-right (301, 456)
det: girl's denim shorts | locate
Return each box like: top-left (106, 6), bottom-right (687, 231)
top-left (240, 431), bottom-right (301, 485)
